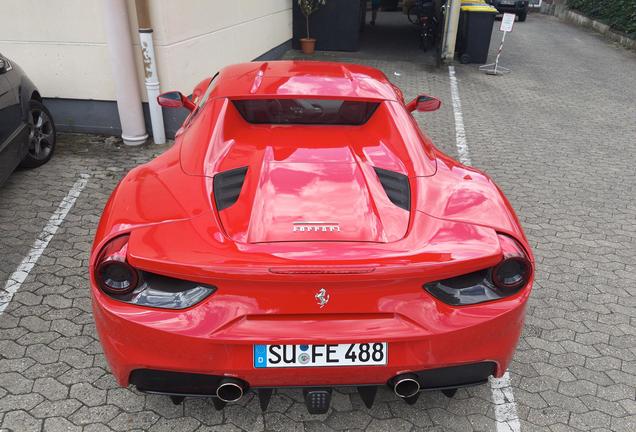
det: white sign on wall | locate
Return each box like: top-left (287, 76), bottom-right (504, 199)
top-left (500, 13), bottom-right (516, 32)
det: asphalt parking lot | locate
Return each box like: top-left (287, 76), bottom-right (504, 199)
top-left (1, 12), bottom-right (635, 432)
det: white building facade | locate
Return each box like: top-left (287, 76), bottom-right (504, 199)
top-left (0, 0), bottom-right (293, 138)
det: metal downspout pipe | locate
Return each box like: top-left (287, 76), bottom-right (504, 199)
top-left (101, 0), bottom-right (148, 146)
top-left (441, 0), bottom-right (462, 62)
top-left (135, 0), bottom-right (165, 144)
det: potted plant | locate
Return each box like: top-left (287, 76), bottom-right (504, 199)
top-left (298, 0), bottom-right (326, 54)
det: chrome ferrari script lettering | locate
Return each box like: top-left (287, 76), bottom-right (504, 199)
top-left (293, 221), bottom-right (340, 232)
top-left (315, 288), bottom-right (330, 308)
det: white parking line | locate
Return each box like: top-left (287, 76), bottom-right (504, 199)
top-left (490, 372), bottom-right (522, 432)
top-left (448, 66), bottom-right (472, 165)
top-left (448, 66), bottom-right (521, 432)
top-left (0, 174), bottom-right (89, 315)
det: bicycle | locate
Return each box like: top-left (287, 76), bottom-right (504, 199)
top-left (407, 1), bottom-right (437, 51)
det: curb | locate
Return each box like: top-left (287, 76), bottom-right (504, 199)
top-left (541, 5), bottom-right (636, 51)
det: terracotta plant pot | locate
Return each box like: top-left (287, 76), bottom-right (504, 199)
top-left (300, 38), bottom-right (316, 54)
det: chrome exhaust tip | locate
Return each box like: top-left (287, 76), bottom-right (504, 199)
top-left (392, 374), bottom-right (421, 399)
top-left (216, 378), bottom-right (247, 403)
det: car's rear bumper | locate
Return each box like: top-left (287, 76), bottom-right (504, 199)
top-left (493, 2), bottom-right (528, 14)
top-left (92, 280), bottom-right (530, 391)
top-left (496, 6), bottom-right (527, 14)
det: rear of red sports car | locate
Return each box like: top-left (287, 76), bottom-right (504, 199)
top-left (90, 61), bottom-right (533, 413)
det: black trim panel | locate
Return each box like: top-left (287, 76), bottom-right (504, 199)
top-left (213, 166), bottom-right (248, 211)
top-left (374, 167), bottom-right (411, 211)
top-left (413, 362), bottom-right (496, 389)
top-left (130, 369), bottom-right (224, 396)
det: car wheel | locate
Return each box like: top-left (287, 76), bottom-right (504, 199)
top-left (518, 11), bottom-right (527, 22)
top-left (460, 53), bottom-right (471, 64)
top-left (20, 100), bottom-right (56, 169)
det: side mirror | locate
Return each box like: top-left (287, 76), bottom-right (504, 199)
top-left (157, 91), bottom-right (196, 111)
top-left (0, 59), bottom-right (7, 74)
top-left (406, 94), bottom-right (442, 112)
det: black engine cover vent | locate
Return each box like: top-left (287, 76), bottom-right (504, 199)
top-left (374, 167), bottom-right (411, 211)
top-left (213, 166), bottom-right (248, 211)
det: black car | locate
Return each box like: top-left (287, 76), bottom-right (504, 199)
top-left (0, 54), bottom-right (55, 186)
top-left (486, 0), bottom-right (529, 22)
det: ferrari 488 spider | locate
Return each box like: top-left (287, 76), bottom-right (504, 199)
top-left (90, 61), bottom-right (533, 413)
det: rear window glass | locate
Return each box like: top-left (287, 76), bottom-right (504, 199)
top-left (232, 99), bottom-right (379, 125)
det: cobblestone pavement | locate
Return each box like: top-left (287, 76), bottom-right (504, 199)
top-left (1, 12), bottom-right (635, 432)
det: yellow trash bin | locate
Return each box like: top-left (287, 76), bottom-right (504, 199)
top-left (457, 1), bottom-right (498, 63)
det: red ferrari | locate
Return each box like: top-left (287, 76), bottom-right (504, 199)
top-left (90, 61), bottom-right (533, 413)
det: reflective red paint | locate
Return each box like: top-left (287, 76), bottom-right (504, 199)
top-left (91, 61), bottom-right (533, 392)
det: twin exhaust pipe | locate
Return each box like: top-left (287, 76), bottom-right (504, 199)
top-left (215, 374), bottom-right (421, 403)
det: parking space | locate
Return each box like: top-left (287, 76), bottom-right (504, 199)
top-left (1, 12), bottom-right (635, 432)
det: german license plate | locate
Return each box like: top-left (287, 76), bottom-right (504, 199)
top-left (253, 343), bottom-right (387, 368)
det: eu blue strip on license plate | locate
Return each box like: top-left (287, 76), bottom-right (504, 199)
top-left (253, 342), bottom-right (387, 368)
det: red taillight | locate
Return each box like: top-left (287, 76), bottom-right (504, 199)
top-left (492, 235), bottom-right (532, 291)
top-left (95, 235), bottom-right (138, 296)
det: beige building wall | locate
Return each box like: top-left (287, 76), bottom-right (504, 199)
top-left (0, 0), bottom-right (293, 101)
top-left (148, 0), bottom-right (292, 96)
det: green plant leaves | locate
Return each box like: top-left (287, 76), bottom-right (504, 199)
top-left (298, 0), bottom-right (327, 17)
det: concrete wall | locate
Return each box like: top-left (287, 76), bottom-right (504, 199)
top-left (0, 0), bottom-right (293, 101)
top-left (0, 0), bottom-right (121, 100)
top-left (541, 1), bottom-right (635, 51)
top-left (148, 0), bottom-right (292, 96)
